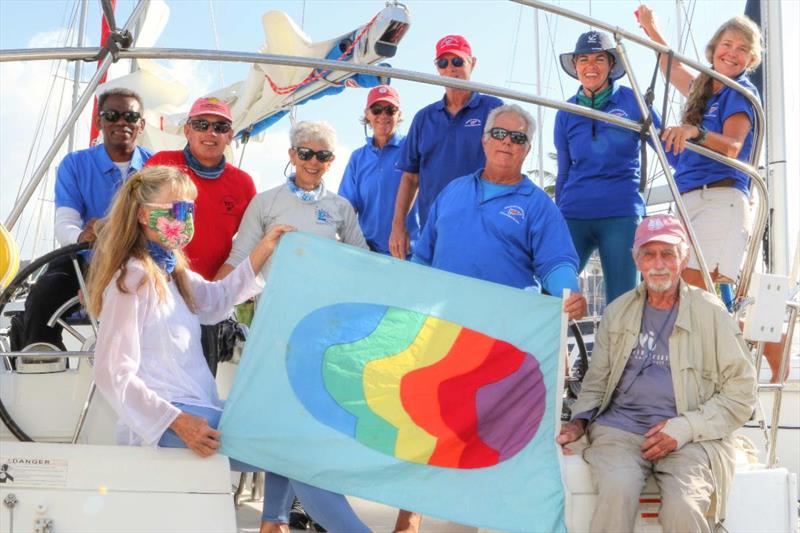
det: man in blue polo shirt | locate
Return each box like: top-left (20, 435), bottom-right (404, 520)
top-left (414, 104), bottom-right (587, 320)
top-left (14, 88), bottom-right (152, 351)
top-left (388, 34), bottom-right (503, 259)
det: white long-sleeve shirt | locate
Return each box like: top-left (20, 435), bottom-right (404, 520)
top-left (93, 257), bottom-right (263, 446)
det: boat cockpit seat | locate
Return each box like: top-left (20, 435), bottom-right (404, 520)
top-left (562, 440), bottom-right (797, 532)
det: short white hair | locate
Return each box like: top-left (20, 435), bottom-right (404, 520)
top-left (483, 104), bottom-right (536, 146)
top-left (290, 121), bottom-right (337, 150)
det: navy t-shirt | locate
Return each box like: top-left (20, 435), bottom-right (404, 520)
top-left (594, 303), bottom-right (679, 435)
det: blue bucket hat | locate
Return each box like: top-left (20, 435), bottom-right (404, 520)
top-left (559, 31), bottom-right (626, 81)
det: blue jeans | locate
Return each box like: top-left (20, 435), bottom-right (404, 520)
top-left (566, 216), bottom-right (640, 305)
top-left (159, 403), bottom-right (369, 532)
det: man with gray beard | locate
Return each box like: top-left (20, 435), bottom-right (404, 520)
top-left (557, 214), bottom-right (756, 533)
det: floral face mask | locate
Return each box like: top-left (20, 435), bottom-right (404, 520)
top-left (145, 201), bottom-right (195, 249)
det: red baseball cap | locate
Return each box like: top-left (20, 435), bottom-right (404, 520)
top-left (634, 214), bottom-right (689, 248)
top-left (366, 85), bottom-right (400, 108)
top-left (435, 35), bottom-right (472, 60)
top-left (188, 96), bottom-right (232, 122)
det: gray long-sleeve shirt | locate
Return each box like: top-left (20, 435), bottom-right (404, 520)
top-left (225, 181), bottom-right (368, 279)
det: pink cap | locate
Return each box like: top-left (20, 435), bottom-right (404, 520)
top-left (435, 35), bottom-right (472, 60)
top-left (634, 214), bottom-right (689, 248)
top-left (188, 96), bottom-right (232, 122)
top-left (366, 85), bottom-right (400, 108)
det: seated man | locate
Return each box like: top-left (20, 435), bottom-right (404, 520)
top-left (13, 88), bottom-right (151, 351)
top-left (557, 214), bottom-right (757, 532)
top-left (413, 103), bottom-right (586, 320)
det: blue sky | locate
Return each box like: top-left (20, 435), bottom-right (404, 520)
top-left (1, 0), bottom-right (797, 265)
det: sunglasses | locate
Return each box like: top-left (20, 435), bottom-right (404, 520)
top-left (293, 146), bottom-right (334, 163)
top-left (144, 201), bottom-right (195, 221)
top-left (488, 127), bottom-right (528, 145)
top-left (435, 56), bottom-right (466, 69)
top-left (189, 119), bottom-right (233, 134)
top-left (369, 104), bottom-right (398, 116)
top-left (99, 110), bottom-right (142, 124)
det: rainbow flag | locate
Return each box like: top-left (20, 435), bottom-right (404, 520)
top-left (219, 232), bottom-right (567, 532)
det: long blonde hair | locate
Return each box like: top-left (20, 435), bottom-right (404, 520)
top-left (87, 166), bottom-right (198, 316)
top-left (682, 16), bottom-right (762, 127)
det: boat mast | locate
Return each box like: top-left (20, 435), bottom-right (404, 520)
top-left (763, 0), bottom-right (789, 275)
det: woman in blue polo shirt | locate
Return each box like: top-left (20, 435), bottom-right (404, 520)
top-left (554, 31), bottom-right (659, 305)
top-left (339, 84), bottom-right (419, 256)
top-left (638, 6), bottom-right (761, 291)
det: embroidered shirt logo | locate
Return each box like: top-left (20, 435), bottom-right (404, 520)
top-left (500, 205), bottom-right (525, 224)
top-left (704, 103), bottom-right (719, 118)
top-left (464, 118), bottom-right (482, 127)
top-left (222, 195), bottom-right (236, 213)
top-left (316, 208), bottom-right (333, 224)
top-left (608, 108), bottom-right (629, 118)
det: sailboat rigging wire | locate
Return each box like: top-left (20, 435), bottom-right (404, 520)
top-left (3, 0), bottom-right (150, 231)
top-left (543, 12), bottom-right (565, 100)
top-left (14, 1), bottom-right (77, 206)
top-left (680, 0), bottom-right (702, 64)
top-left (208, 0), bottom-right (224, 87)
top-left (505, 5), bottom-right (524, 84)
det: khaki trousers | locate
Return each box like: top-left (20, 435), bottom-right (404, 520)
top-left (583, 423), bottom-right (715, 533)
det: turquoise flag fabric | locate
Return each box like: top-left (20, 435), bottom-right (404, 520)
top-left (219, 232), bottom-right (567, 532)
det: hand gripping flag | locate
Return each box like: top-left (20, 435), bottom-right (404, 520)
top-left (219, 232), bottom-right (568, 532)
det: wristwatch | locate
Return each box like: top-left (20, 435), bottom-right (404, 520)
top-left (689, 125), bottom-right (708, 144)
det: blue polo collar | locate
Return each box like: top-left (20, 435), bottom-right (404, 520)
top-left (472, 168), bottom-right (536, 200)
top-left (434, 90), bottom-right (480, 112)
top-left (367, 133), bottom-right (402, 151)
top-left (97, 143), bottom-right (147, 176)
top-left (572, 80), bottom-right (623, 106)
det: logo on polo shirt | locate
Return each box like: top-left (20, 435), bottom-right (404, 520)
top-left (607, 108), bottom-right (629, 118)
top-left (316, 208), bottom-right (334, 225)
top-left (705, 103), bottom-right (719, 118)
top-left (464, 118), bottom-right (482, 127)
top-left (222, 195), bottom-right (237, 213)
top-left (500, 205), bottom-right (525, 224)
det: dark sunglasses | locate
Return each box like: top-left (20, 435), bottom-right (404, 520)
top-left (489, 127), bottom-right (528, 145)
top-left (189, 119), bottom-right (233, 134)
top-left (293, 146), bottom-right (334, 163)
top-left (435, 56), bottom-right (466, 69)
top-left (369, 104), bottom-right (398, 116)
top-left (144, 201), bottom-right (195, 221)
top-left (99, 110), bottom-right (142, 123)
